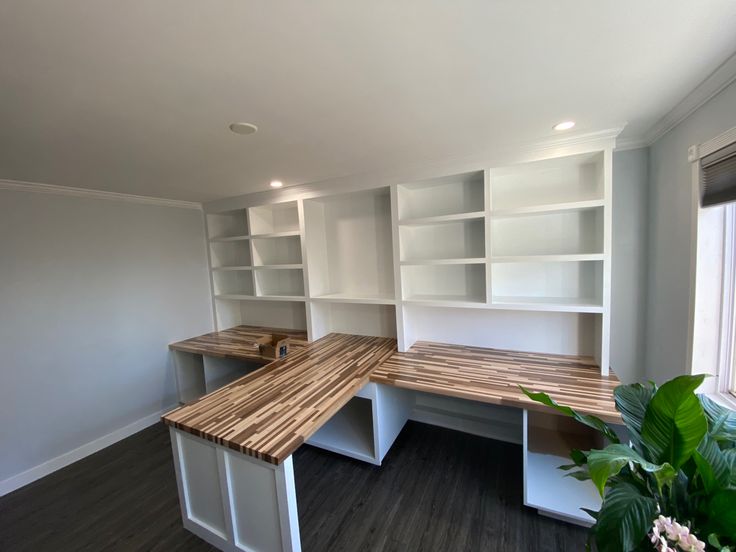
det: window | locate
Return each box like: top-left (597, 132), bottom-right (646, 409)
top-left (689, 126), bottom-right (736, 401)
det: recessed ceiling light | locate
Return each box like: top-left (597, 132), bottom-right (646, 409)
top-left (553, 121), bottom-right (576, 131)
top-left (270, 180), bottom-right (283, 189)
top-left (229, 122), bottom-right (258, 135)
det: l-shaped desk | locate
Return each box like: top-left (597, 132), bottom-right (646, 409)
top-left (163, 326), bottom-right (620, 552)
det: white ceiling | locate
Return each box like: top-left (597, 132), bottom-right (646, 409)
top-left (1, 1), bottom-right (736, 202)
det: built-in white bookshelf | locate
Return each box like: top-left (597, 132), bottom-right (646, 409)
top-left (304, 188), bottom-right (394, 304)
top-left (203, 144), bottom-right (612, 374)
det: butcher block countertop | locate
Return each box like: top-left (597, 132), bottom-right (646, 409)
top-left (370, 341), bottom-right (621, 424)
top-left (169, 325), bottom-right (309, 364)
top-left (163, 327), bottom-right (621, 465)
top-left (163, 333), bottom-right (396, 465)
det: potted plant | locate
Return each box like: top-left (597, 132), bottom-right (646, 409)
top-left (521, 375), bottom-right (735, 552)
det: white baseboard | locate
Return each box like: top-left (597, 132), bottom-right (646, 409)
top-left (0, 405), bottom-right (176, 497)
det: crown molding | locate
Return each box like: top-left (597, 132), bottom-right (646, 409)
top-left (0, 178), bottom-right (202, 210)
top-left (643, 51), bottom-right (736, 147)
top-left (205, 127), bottom-right (624, 212)
top-left (613, 136), bottom-right (650, 152)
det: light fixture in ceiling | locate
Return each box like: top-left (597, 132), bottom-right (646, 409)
top-left (270, 180), bottom-right (283, 189)
top-left (553, 121), bottom-right (576, 131)
top-left (229, 122), bottom-right (258, 135)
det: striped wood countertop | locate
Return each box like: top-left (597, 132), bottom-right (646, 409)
top-left (371, 341), bottom-right (621, 423)
top-left (163, 333), bottom-right (396, 465)
top-left (169, 325), bottom-right (309, 364)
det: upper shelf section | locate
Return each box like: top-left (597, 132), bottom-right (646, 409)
top-left (490, 152), bottom-right (604, 211)
top-left (397, 170), bottom-right (485, 221)
top-left (304, 187), bottom-right (395, 304)
top-left (207, 209), bottom-right (249, 240)
top-left (248, 201), bottom-right (300, 235)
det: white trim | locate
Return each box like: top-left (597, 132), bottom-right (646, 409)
top-left (205, 127), bottom-right (623, 212)
top-left (0, 405), bottom-right (177, 497)
top-left (613, 136), bottom-right (650, 152)
top-left (645, 52), bottom-right (736, 147)
top-left (718, 205), bottom-right (736, 394)
top-left (0, 178), bottom-right (202, 210)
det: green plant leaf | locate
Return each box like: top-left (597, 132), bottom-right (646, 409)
top-left (566, 469), bottom-right (592, 482)
top-left (614, 383), bottom-right (655, 442)
top-left (693, 434), bottom-right (730, 494)
top-left (724, 448), bottom-right (736, 486)
top-left (595, 481), bottom-right (658, 552)
top-left (519, 386), bottom-right (620, 443)
top-left (709, 489), bottom-right (736, 540)
top-left (700, 394), bottom-right (736, 442)
top-left (587, 444), bottom-right (676, 496)
top-left (641, 375), bottom-right (708, 468)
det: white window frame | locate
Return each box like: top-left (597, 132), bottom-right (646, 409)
top-left (688, 126), bottom-right (736, 407)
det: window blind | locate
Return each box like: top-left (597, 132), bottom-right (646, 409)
top-left (701, 141), bottom-right (736, 207)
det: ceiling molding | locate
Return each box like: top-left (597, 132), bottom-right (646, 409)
top-left (643, 51), bottom-right (736, 147)
top-left (0, 178), bottom-right (202, 210)
top-left (206, 127), bottom-right (624, 212)
top-left (614, 136), bottom-right (650, 152)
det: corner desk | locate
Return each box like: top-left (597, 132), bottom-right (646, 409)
top-left (163, 326), bottom-right (620, 552)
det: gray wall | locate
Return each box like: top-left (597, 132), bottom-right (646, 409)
top-left (0, 190), bottom-right (213, 484)
top-left (646, 79), bottom-right (736, 383)
top-left (611, 148), bottom-right (649, 383)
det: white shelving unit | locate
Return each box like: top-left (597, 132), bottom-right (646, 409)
top-left (523, 409), bottom-right (603, 526)
top-left (203, 144), bottom-right (612, 375)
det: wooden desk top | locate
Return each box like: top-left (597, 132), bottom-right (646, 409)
top-left (163, 333), bottom-right (396, 465)
top-left (371, 341), bottom-right (621, 423)
top-left (169, 325), bottom-right (309, 364)
top-left (163, 329), bottom-right (621, 465)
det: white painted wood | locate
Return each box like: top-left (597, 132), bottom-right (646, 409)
top-left (490, 152), bottom-right (604, 211)
top-left (523, 410), bottom-right (602, 526)
top-left (307, 396), bottom-right (378, 464)
top-left (374, 384), bottom-right (414, 462)
top-left (254, 268), bottom-right (305, 298)
top-left (396, 171), bottom-right (485, 220)
top-left (210, 242), bottom-right (252, 268)
top-left (171, 428), bottom-right (302, 552)
top-left (207, 210), bottom-right (249, 240)
top-left (399, 219), bottom-right (485, 262)
top-left (389, 185), bottom-right (409, 351)
top-left (303, 187), bottom-right (394, 300)
top-left (213, 270), bottom-right (255, 296)
top-left (203, 356), bottom-right (260, 394)
top-left (174, 351), bottom-right (206, 403)
top-left (401, 263), bottom-right (486, 304)
top-left (249, 202), bottom-right (300, 235)
top-left (308, 302), bottom-right (396, 340)
top-left (251, 236), bottom-right (302, 266)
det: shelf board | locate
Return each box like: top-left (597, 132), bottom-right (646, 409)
top-left (252, 264), bottom-right (304, 270)
top-left (398, 211), bottom-right (486, 226)
top-left (209, 234), bottom-right (251, 242)
top-left (212, 266), bottom-right (252, 271)
top-left (491, 296), bottom-right (603, 313)
top-left (215, 294), bottom-right (307, 302)
top-left (403, 294), bottom-right (488, 308)
top-left (401, 258), bottom-right (485, 266)
top-left (310, 293), bottom-right (396, 305)
top-left (491, 254), bottom-right (604, 263)
top-left (491, 199), bottom-right (604, 218)
top-left (249, 231), bottom-right (301, 240)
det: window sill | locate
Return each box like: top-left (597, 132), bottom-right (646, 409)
top-left (706, 391), bottom-right (736, 410)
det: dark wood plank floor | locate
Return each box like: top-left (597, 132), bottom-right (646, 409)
top-left (0, 421), bottom-right (588, 551)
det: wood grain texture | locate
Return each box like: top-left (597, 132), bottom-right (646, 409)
top-left (371, 341), bottom-right (621, 423)
top-left (163, 333), bottom-right (397, 465)
top-left (169, 325), bottom-right (308, 364)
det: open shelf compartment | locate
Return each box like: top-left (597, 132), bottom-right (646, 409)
top-left (402, 263), bottom-right (486, 304)
top-left (397, 170), bottom-right (485, 221)
top-left (207, 209), bottom-right (249, 240)
top-left (251, 235), bottom-right (303, 266)
top-left (248, 201), bottom-right (300, 235)
top-left (491, 260), bottom-right (603, 311)
top-left (400, 218), bottom-right (485, 262)
top-left (490, 152), bottom-right (604, 211)
top-left (210, 242), bottom-right (252, 268)
top-left (524, 409), bottom-right (603, 525)
top-left (304, 187), bottom-right (395, 302)
top-left (310, 302), bottom-right (397, 340)
top-left (213, 270), bottom-right (254, 296)
top-left (307, 396), bottom-right (376, 463)
top-left (491, 207), bottom-right (603, 257)
top-left (254, 267), bottom-right (305, 298)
